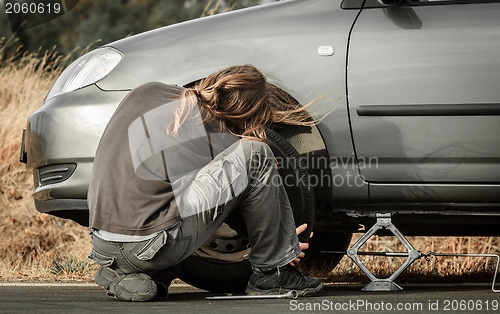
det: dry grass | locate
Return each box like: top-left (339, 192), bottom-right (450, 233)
top-left (0, 37), bottom-right (94, 283)
top-left (1, 37), bottom-right (499, 285)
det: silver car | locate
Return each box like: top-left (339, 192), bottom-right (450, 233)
top-left (21, 0), bottom-right (500, 292)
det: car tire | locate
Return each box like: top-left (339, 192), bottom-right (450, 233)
top-left (177, 127), bottom-right (319, 292)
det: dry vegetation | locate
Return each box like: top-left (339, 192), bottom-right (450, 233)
top-left (0, 37), bottom-right (95, 282)
top-left (1, 36), bottom-right (499, 286)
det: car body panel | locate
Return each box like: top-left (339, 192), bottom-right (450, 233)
top-left (348, 3), bottom-right (500, 189)
top-left (27, 85), bottom-right (128, 169)
top-left (27, 85), bottom-right (129, 201)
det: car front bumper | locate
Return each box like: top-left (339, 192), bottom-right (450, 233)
top-left (24, 85), bottom-right (129, 214)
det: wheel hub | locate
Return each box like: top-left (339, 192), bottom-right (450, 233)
top-left (196, 223), bottom-right (250, 262)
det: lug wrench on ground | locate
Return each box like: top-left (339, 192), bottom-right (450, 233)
top-left (206, 290), bottom-right (298, 300)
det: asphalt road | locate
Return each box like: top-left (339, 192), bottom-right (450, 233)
top-left (1, 282), bottom-right (499, 314)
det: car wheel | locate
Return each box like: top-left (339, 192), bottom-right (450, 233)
top-left (177, 127), bottom-right (316, 292)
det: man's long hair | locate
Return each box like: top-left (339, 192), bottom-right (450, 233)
top-left (166, 65), bottom-right (318, 142)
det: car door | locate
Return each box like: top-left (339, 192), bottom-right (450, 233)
top-left (347, 0), bottom-right (500, 202)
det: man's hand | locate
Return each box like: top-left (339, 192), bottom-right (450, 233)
top-left (289, 223), bottom-right (311, 266)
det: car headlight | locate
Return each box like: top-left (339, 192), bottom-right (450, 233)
top-left (45, 47), bottom-right (123, 101)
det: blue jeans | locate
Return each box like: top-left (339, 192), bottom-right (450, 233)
top-left (89, 140), bottom-right (301, 279)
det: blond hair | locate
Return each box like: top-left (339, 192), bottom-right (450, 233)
top-left (167, 65), bottom-right (316, 142)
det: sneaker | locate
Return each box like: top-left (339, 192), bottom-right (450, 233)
top-left (245, 265), bottom-right (324, 297)
top-left (94, 266), bottom-right (158, 302)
